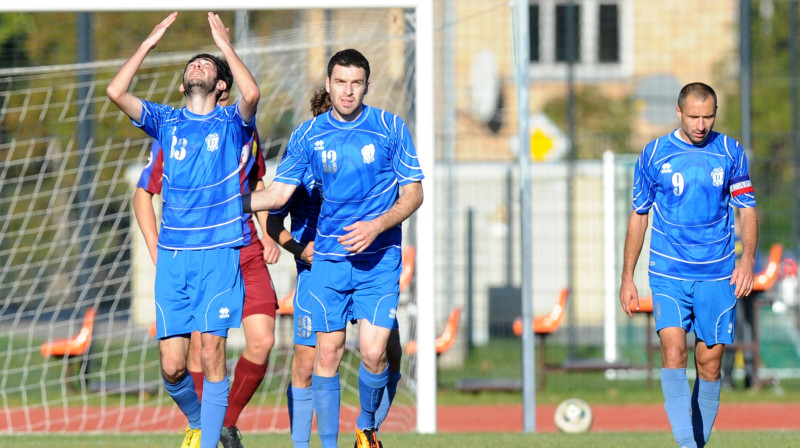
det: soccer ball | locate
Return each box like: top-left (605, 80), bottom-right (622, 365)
top-left (554, 398), bottom-right (593, 433)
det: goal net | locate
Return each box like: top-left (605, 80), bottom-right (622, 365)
top-left (0, 7), bottom-right (423, 434)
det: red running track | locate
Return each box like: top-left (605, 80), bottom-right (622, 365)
top-left (2, 403), bottom-right (798, 433)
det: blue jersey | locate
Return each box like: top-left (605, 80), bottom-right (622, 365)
top-left (134, 100), bottom-right (255, 250)
top-left (136, 130), bottom-right (265, 248)
top-left (275, 105), bottom-right (424, 261)
top-left (270, 169), bottom-right (322, 269)
top-left (632, 130), bottom-right (756, 281)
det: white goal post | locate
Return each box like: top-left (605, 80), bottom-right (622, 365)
top-left (2, 0), bottom-right (437, 434)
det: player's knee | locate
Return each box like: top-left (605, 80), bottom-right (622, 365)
top-left (200, 343), bottom-right (225, 368)
top-left (292, 360), bottom-right (314, 386)
top-left (245, 334), bottom-right (275, 363)
top-left (316, 344), bottom-right (343, 371)
top-left (359, 347), bottom-right (387, 371)
top-left (160, 358), bottom-right (187, 383)
top-left (696, 357), bottom-right (722, 379)
top-left (661, 345), bottom-right (688, 367)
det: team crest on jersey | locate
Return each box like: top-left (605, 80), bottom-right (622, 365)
top-left (239, 144), bottom-right (251, 170)
top-left (361, 144), bottom-right (375, 164)
top-left (660, 163), bottom-right (672, 174)
top-left (710, 167), bottom-right (724, 187)
top-left (206, 133), bottom-right (220, 152)
top-left (219, 307), bottom-right (230, 319)
top-left (314, 140), bottom-right (325, 151)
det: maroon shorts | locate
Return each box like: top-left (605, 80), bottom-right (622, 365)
top-left (240, 239), bottom-right (278, 319)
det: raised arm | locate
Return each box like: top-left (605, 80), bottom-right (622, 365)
top-left (339, 181), bottom-right (423, 254)
top-left (106, 12), bottom-right (178, 121)
top-left (206, 12), bottom-right (260, 122)
top-left (619, 211), bottom-right (649, 318)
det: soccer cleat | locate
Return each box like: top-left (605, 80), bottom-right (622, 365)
top-left (354, 427), bottom-right (383, 448)
top-left (180, 425), bottom-right (201, 448)
top-left (219, 425), bottom-right (245, 448)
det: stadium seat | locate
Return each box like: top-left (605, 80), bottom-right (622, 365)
top-left (512, 288), bottom-right (569, 390)
top-left (631, 295), bottom-right (656, 388)
top-left (405, 307), bottom-right (461, 356)
top-left (399, 245), bottom-right (416, 293)
top-left (753, 243), bottom-right (782, 291)
top-left (276, 287), bottom-right (295, 316)
top-left (730, 243), bottom-right (784, 388)
top-left (40, 308), bottom-right (96, 390)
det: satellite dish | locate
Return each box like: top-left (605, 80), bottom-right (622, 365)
top-left (469, 49), bottom-right (501, 125)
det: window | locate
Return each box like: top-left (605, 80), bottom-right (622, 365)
top-left (528, 0), bottom-right (632, 80)
top-left (529, 4), bottom-right (540, 62)
top-left (598, 4), bottom-right (619, 63)
top-left (555, 3), bottom-right (581, 63)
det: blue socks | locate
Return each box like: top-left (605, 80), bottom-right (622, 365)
top-left (692, 377), bottom-right (721, 447)
top-left (375, 370), bottom-right (401, 430)
top-left (200, 375), bottom-right (230, 448)
top-left (163, 373), bottom-right (201, 429)
top-left (312, 373), bottom-right (340, 448)
top-left (356, 363), bottom-right (389, 430)
top-left (288, 384), bottom-right (313, 448)
top-left (661, 368), bottom-right (696, 448)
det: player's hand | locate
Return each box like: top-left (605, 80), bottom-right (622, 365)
top-left (731, 258), bottom-right (755, 298)
top-left (143, 12), bottom-right (177, 50)
top-left (148, 244), bottom-right (158, 266)
top-left (619, 281), bottom-right (639, 319)
top-left (261, 236), bottom-right (281, 265)
top-left (339, 220), bottom-right (381, 254)
top-left (207, 12), bottom-right (232, 51)
top-left (300, 242), bottom-right (314, 264)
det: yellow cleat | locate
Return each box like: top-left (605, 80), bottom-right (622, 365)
top-left (354, 427), bottom-right (382, 448)
top-left (180, 425), bottom-right (201, 448)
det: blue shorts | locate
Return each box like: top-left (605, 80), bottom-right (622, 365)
top-left (310, 254), bottom-right (401, 333)
top-left (154, 247), bottom-right (244, 338)
top-left (293, 264), bottom-right (315, 347)
top-left (649, 275), bottom-right (737, 346)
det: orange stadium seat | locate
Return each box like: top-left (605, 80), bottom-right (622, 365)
top-left (276, 287), bottom-right (296, 316)
top-left (512, 288), bottom-right (569, 389)
top-left (40, 308), bottom-right (96, 358)
top-left (405, 307), bottom-right (461, 356)
top-left (40, 308), bottom-right (96, 389)
top-left (631, 295), bottom-right (656, 388)
top-left (753, 243), bottom-right (782, 292)
top-left (399, 245), bottom-right (416, 293)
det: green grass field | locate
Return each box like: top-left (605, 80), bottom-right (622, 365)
top-left (5, 430), bottom-right (800, 448)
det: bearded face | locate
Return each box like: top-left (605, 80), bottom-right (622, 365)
top-left (183, 58), bottom-right (219, 97)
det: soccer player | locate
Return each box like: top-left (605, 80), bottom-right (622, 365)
top-left (268, 88), bottom-right (404, 448)
top-left (132, 59), bottom-right (279, 448)
top-left (106, 12), bottom-right (260, 448)
top-left (619, 82), bottom-right (759, 448)
top-left (243, 49), bottom-right (424, 448)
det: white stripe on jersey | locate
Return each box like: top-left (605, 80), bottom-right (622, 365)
top-left (165, 193), bottom-right (241, 211)
top-left (162, 216), bottom-right (242, 231)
